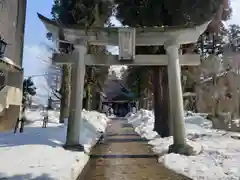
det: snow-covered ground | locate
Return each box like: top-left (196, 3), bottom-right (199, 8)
top-left (0, 108), bottom-right (109, 180)
top-left (127, 109), bottom-right (240, 180)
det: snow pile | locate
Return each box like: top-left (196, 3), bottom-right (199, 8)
top-left (128, 109), bottom-right (158, 140)
top-left (232, 119), bottom-right (240, 127)
top-left (80, 110), bottom-right (110, 152)
top-left (25, 108), bottom-right (60, 125)
top-left (127, 109), bottom-right (240, 180)
top-left (0, 109), bottom-right (109, 180)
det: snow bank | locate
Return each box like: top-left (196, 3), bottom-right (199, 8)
top-left (80, 110), bottom-right (110, 152)
top-left (128, 109), bottom-right (158, 140)
top-left (127, 109), bottom-right (240, 180)
top-left (0, 109), bottom-right (109, 180)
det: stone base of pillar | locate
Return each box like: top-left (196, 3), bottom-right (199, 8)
top-left (63, 144), bottom-right (85, 152)
top-left (168, 143), bottom-right (194, 156)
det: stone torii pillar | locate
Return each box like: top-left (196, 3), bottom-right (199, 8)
top-left (64, 43), bottom-right (86, 150)
top-left (165, 41), bottom-right (189, 153)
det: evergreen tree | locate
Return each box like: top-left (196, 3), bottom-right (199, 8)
top-left (115, 0), bottom-right (225, 154)
top-left (22, 77), bottom-right (37, 112)
top-left (190, 4), bottom-right (232, 116)
top-left (51, 0), bottom-right (112, 122)
top-left (228, 24), bottom-right (240, 50)
top-left (125, 66), bottom-right (153, 109)
top-left (50, 0), bottom-right (112, 146)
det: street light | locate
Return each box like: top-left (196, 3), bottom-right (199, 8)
top-left (0, 36), bottom-right (7, 57)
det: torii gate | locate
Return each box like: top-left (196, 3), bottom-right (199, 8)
top-left (38, 13), bottom-right (209, 153)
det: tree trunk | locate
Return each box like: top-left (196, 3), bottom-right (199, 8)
top-left (83, 85), bottom-right (91, 110)
top-left (83, 97), bottom-right (87, 110)
top-left (153, 66), bottom-right (170, 137)
top-left (59, 65), bottom-right (71, 123)
top-left (94, 92), bottom-right (100, 111)
top-left (91, 90), bottom-right (100, 111)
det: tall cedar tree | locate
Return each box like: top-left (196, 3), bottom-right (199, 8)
top-left (115, 0), bottom-right (224, 137)
top-left (51, 0), bottom-right (112, 146)
top-left (51, 0), bottom-right (112, 122)
top-left (22, 78), bottom-right (36, 113)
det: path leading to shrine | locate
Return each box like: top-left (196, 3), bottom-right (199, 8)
top-left (80, 118), bottom-right (192, 180)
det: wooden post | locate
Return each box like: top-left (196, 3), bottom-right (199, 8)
top-left (64, 45), bottom-right (86, 151)
top-left (153, 66), bottom-right (170, 137)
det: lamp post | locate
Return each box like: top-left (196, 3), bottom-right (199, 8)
top-left (0, 36), bottom-right (7, 57)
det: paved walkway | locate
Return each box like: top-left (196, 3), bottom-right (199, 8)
top-left (82, 119), bottom-right (192, 180)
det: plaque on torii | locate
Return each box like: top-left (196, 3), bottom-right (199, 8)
top-left (38, 13), bottom-right (210, 148)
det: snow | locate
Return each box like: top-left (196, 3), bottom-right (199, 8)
top-left (127, 109), bottom-right (240, 180)
top-left (0, 109), bottom-right (109, 180)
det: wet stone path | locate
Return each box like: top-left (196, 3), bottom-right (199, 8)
top-left (81, 119), bottom-right (192, 180)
